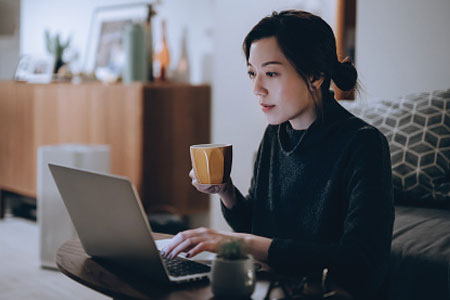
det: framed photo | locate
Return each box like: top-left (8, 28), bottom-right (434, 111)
top-left (83, 3), bottom-right (151, 80)
top-left (14, 55), bottom-right (55, 84)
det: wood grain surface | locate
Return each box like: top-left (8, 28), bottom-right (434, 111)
top-left (56, 234), bottom-right (273, 300)
top-left (0, 81), bottom-right (210, 216)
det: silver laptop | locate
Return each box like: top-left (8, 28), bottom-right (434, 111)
top-left (48, 163), bottom-right (210, 284)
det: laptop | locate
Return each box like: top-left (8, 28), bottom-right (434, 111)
top-left (48, 163), bottom-right (210, 284)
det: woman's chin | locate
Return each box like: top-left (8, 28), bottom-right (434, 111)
top-left (266, 118), bottom-right (285, 126)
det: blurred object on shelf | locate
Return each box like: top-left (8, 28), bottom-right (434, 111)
top-left (83, 3), bottom-right (151, 82)
top-left (172, 27), bottom-right (190, 83)
top-left (14, 54), bottom-right (54, 84)
top-left (54, 65), bottom-right (72, 82)
top-left (122, 23), bottom-right (147, 83)
top-left (145, 4), bottom-right (156, 82)
top-left (200, 52), bottom-right (213, 84)
top-left (46, 47), bottom-right (82, 83)
top-left (69, 72), bottom-right (97, 85)
top-left (45, 30), bottom-right (71, 74)
top-left (95, 68), bottom-right (120, 84)
top-left (62, 47), bottom-right (80, 75)
top-left (154, 19), bottom-right (170, 81)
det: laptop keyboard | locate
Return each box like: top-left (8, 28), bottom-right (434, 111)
top-left (162, 256), bottom-right (211, 277)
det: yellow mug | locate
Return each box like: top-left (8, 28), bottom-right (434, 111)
top-left (190, 144), bottom-right (232, 184)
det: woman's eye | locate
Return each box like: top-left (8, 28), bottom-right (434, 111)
top-left (266, 72), bottom-right (277, 77)
top-left (247, 71), bottom-right (255, 79)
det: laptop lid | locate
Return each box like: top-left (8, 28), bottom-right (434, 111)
top-left (48, 163), bottom-right (171, 283)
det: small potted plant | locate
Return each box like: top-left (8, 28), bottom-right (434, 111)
top-left (45, 30), bottom-right (71, 74)
top-left (211, 239), bottom-right (256, 299)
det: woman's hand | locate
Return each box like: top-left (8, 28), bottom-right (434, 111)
top-left (189, 169), bottom-right (229, 194)
top-left (160, 227), bottom-right (273, 261)
top-left (189, 169), bottom-right (237, 208)
top-left (160, 227), bottom-right (234, 259)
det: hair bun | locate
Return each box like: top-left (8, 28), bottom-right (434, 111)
top-left (331, 57), bottom-right (357, 91)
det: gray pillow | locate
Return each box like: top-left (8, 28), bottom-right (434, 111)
top-left (341, 89), bottom-right (450, 208)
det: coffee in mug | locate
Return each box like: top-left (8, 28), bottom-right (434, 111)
top-left (190, 144), bottom-right (232, 184)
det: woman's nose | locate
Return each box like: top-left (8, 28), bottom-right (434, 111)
top-left (253, 75), bottom-right (268, 96)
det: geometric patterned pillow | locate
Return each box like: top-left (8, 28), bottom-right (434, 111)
top-left (341, 89), bottom-right (450, 208)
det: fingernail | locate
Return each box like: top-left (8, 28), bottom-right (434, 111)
top-left (186, 253), bottom-right (191, 258)
top-left (161, 251), bottom-right (165, 256)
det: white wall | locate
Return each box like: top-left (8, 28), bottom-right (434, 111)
top-left (20, 0), bottom-right (214, 84)
top-left (356, 0), bottom-right (450, 99)
top-left (209, 0), bottom-right (337, 231)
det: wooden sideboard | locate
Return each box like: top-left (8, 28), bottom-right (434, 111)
top-left (0, 81), bottom-right (210, 216)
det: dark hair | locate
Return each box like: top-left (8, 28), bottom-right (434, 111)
top-left (243, 10), bottom-right (358, 101)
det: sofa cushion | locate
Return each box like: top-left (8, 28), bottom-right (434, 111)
top-left (341, 89), bottom-right (450, 208)
top-left (388, 206), bottom-right (450, 300)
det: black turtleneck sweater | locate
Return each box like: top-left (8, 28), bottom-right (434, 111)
top-left (221, 96), bottom-right (394, 299)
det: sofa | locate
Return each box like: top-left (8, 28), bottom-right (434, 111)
top-left (341, 89), bottom-right (450, 300)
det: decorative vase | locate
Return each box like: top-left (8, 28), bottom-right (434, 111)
top-left (122, 23), bottom-right (147, 83)
top-left (211, 255), bottom-right (256, 299)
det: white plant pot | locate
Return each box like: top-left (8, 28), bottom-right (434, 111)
top-left (211, 255), bottom-right (256, 299)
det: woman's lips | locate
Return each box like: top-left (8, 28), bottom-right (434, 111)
top-left (261, 104), bottom-right (275, 113)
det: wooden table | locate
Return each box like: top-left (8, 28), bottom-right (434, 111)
top-left (56, 234), bottom-right (274, 300)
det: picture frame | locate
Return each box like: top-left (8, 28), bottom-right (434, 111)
top-left (83, 3), bottom-right (151, 80)
top-left (14, 54), bottom-right (55, 84)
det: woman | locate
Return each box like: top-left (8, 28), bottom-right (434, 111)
top-left (162, 10), bottom-right (394, 299)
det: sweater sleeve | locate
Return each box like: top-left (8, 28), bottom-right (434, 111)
top-left (220, 140), bottom-right (264, 233)
top-left (267, 127), bottom-right (395, 299)
top-left (220, 188), bottom-right (253, 233)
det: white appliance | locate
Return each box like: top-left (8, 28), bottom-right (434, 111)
top-left (37, 144), bottom-right (110, 269)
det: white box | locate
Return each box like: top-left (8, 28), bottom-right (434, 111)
top-left (37, 144), bottom-right (110, 269)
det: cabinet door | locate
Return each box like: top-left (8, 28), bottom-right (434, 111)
top-left (141, 85), bottom-right (210, 215)
top-left (0, 82), bottom-right (35, 196)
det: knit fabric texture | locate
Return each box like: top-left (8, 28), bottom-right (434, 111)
top-left (221, 95), bottom-right (395, 299)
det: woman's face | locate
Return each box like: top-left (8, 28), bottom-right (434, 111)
top-left (247, 36), bottom-right (317, 130)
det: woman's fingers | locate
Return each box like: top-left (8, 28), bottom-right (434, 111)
top-left (189, 168), bottom-right (231, 195)
top-left (197, 183), bottom-right (227, 193)
top-left (186, 241), bottom-right (216, 258)
top-left (161, 227), bottom-right (229, 259)
top-left (166, 236), bottom-right (204, 259)
top-left (162, 229), bottom-right (196, 256)
top-left (162, 228), bottom-right (208, 257)
top-left (189, 169), bottom-right (201, 187)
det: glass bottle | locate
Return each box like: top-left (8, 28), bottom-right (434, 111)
top-left (173, 27), bottom-right (190, 83)
top-left (155, 19), bottom-right (170, 81)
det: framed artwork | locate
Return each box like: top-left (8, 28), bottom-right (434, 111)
top-left (14, 55), bottom-right (55, 83)
top-left (83, 3), bottom-right (151, 80)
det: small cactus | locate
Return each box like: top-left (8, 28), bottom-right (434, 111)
top-left (217, 240), bottom-right (249, 260)
top-left (45, 30), bottom-right (71, 73)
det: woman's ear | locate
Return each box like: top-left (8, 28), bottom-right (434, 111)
top-left (308, 75), bottom-right (325, 91)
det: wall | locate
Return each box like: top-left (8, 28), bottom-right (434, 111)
top-left (356, 0), bottom-right (450, 99)
top-left (0, 0), bottom-right (20, 79)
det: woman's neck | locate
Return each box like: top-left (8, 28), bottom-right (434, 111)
top-left (289, 89), bottom-right (323, 130)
